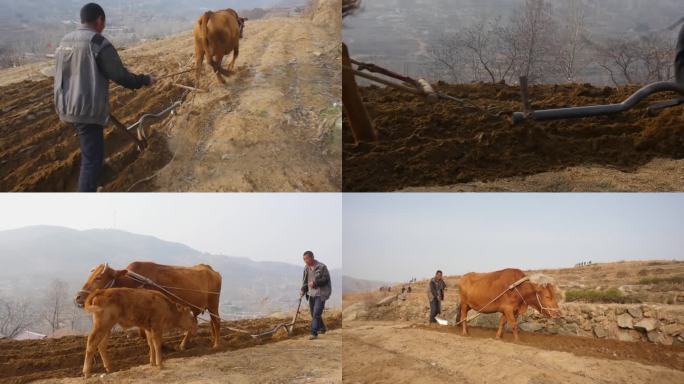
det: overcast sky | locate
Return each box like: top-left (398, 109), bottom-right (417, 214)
top-left (343, 193), bottom-right (684, 282)
top-left (0, 193), bottom-right (342, 269)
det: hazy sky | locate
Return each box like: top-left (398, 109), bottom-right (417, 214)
top-left (0, 193), bottom-right (342, 269)
top-left (343, 194), bottom-right (684, 282)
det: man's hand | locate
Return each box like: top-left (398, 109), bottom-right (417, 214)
top-left (308, 281), bottom-right (315, 289)
top-left (147, 75), bottom-right (156, 86)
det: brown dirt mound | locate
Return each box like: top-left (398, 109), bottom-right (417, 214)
top-left (343, 83), bottom-right (684, 191)
top-left (415, 324), bottom-right (684, 371)
top-left (0, 313), bottom-right (341, 383)
top-left (0, 76), bottom-right (188, 192)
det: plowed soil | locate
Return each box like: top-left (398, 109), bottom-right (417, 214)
top-left (343, 83), bottom-right (684, 191)
top-left (0, 313), bottom-right (341, 384)
top-left (0, 11), bottom-right (341, 192)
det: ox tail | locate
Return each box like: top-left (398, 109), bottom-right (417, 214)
top-left (201, 11), bottom-right (213, 61)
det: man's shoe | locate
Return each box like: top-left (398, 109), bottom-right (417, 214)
top-left (319, 329), bottom-right (327, 334)
top-left (309, 334), bottom-right (318, 340)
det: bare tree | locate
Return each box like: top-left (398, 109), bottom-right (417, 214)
top-left (0, 298), bottom-right (35, 339)
top-left (461, 18), bottom-right (517, 84)
top-left (428, 34), bottom-right (465, 82)
top-left (555, 0), bottom-right (590, 82)
top-left (511, 0), bottom-right (557, 83)
top-left (42, 279), bottom-right (69, 335)
top-left (639, 32), bottom-right (674, 82)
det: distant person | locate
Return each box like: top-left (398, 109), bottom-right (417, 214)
top-left (300, 251), bottom-right (331, 340)
top-left (427, 270), bottom-right (446, 324)
top-left (54, 3), bottom-right (155, 192)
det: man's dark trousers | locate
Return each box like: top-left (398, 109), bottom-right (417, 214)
top-left (74, 123), bottom-right (104, 192)
top-left (308, 295), bottom-right (327, 336)
top-left (429, 298), bottom-right (441, 323)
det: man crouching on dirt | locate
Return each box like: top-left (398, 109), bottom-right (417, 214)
top-left (300, 251), bottom-right (331, 340)
top-left (54, 3), bottom-right (155, 192)
top-left (428, 270), bottom-right (446, 324)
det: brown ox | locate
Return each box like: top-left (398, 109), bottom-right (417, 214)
top-left (83, 288), bottom-right (197, 378)
top-left (193, 9), bottom-right (246, 85)
top-left (76, 262), bottom-right (222, 349)
top-left (457, 268), bottom-right (562, 341)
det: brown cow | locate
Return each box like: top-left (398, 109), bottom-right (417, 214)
top-left (83, 288), bottom-right (197, 378)
top-left (76, 262), bottom-right (222, 349)
top-left (456, 268), bottom-right (562, 341)
top-left (193, 9), bottom-right (245, 85)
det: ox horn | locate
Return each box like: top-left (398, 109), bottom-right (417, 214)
top-left (101, 262), bottom-right (109, 274)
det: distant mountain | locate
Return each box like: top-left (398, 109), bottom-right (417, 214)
top-left (0, 226), bottom-right (341, 314)
top-left (343, 275), bottom-right (393, 294)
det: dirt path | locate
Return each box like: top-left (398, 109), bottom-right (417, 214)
top-left (343, 321), bottom-right (684, 384)
top-left (36, 330), bottom-right (342, 384)
top-left (0, 12), bottom-right (340, 192)
top-left (0, 313), bottom-right (341, 384)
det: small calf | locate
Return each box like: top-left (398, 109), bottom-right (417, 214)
top-left (83, 288), bottom-right (198, 378)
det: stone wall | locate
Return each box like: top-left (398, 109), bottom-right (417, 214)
top-left (343, 296), bottom-right (684, 346)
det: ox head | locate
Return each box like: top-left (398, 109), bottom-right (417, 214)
top-left (75, 263), bottom-right (127, 308)
top-left (175, 303), bottom-right (198, 336)
top-left (238, 17), bottom-right (248, 38)
top-left (528, 274), bottom-right (562, 319)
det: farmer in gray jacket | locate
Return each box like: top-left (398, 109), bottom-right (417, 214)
top-left (427, 270), bottom-right (446, 323)
top-left (54, 3), bottom-right (155, 192)
top-left (300, 251), bottom-right (331, 340)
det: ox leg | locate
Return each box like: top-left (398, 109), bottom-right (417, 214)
top-left (180, 330), bottom-right (190, 351)
top-left (460, 304), bottom-right (470, 336)
top-left (208, 297), bottom-right (221, 348)
top-left (83, 331), bottom-right (106, 378)
top-left (145, 330), bottom-right (156, 366)
top-left (152, 331), bottom-right (164, 369)
top-left (495, 314), bottom-right (507, 339)
top-left (97, 330), bottom-right (112, 373)
top-left (228, 45), bottom-right (239, 72)
top-left (503, 308), bottom-right (520, 342)
top-left (213, 54), bottom-right (227, 84)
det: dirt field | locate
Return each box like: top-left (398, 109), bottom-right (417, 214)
top-left (0, 5), bottom-right (341, 192)
top-left (343, 83), bottom-right (684, 192)
top-left (37, 330), bottom-right (342, 384)
top-left (0, 312), bottom-right (341, 383)
top-left (343, 321), bottom-right (684, 384)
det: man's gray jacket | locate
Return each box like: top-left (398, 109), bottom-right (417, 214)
top-left (54, 26), bottom-right (150, 126)
top-left (427, 278), bottom-right (446, 302)
top-left (301, 261), bottom-right (332, 301)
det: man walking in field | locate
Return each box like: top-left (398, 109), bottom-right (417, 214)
top-left (300, 251), bottom-right (331, 340)
top-left (428, 270), bottom-right (446, 324)
top-left (54, 3), bottom-right (155, 192)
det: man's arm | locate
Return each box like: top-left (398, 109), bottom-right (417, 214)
top-left (96, 44), bottom-right (151, 89)
top-left (314, 264), bottom-right (330, 288)
top-left (301, 268), bottom-right (309, 295)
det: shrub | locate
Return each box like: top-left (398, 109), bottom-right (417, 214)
top-left (565, 288), bottom-right (641, 304)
